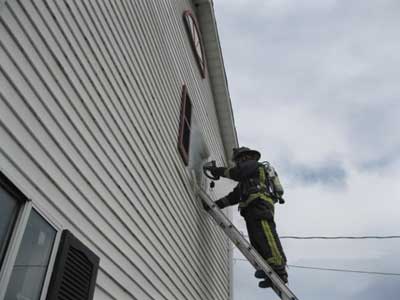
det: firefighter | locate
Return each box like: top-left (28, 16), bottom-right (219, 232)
top-left (205, 147), bottom-right (288, 288)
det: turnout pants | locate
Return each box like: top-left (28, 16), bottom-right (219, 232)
top-left (243, 199), bottom-right (287, 276)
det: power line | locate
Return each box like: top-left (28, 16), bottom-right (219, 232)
top-left (280, 235), bottom-right (400, 240)
top-left (288, 265), bottom-right (400, 276)
top-left (240, 234), bottom-right (400, 240)
top-left (233, 258), bottom-right (400, 277)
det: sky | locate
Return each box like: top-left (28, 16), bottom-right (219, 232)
top-left (212, 1), bottom-right (400, 299)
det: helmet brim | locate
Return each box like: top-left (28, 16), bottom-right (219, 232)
top-left (234, 150), bottom-right (261, 162)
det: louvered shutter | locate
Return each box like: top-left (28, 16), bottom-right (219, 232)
top-left (46, 230), bottom-right (99, 300)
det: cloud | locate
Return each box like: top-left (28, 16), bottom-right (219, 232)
top-left (281, 160), bottom-right (347, 188)
top-left (358, 150), bottom-right (400, 172)
top-left (355, 279), bottom-right (400, 300)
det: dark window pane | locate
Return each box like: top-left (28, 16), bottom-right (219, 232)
top-left (178, 85), bottom-right (193, 165)
top-left (183, 122), bottom-right (191, 153)
top-left (185, 97), bottom-right (192, 125)
top-left (5, 210), bottom-right (56, 300)
top-left (0, 186), bottom-right (20, 267)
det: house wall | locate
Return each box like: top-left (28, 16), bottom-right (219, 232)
top-left (0, 0), bottom-right (232, 299)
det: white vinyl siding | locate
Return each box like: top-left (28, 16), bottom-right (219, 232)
top-left (1, 1), bottom-right (231, 300)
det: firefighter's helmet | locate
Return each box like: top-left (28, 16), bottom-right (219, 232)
top-left (232, 147), bottom-right (261, 162)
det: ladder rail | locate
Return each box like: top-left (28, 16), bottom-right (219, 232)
top-left (198, 188), bottom-right (299, 300)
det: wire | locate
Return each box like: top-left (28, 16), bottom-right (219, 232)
top-left (233, 258), bottom-right (400, 277)
top-left (280, 235), bottom-right (400, 240)
top-left (288, 265), bottom-right (400, 276)
top-left (241, 234), bottom-right (400, 240)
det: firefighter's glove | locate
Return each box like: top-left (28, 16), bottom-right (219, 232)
top-left (210, 167), bottom-right (226, 179)
top-left (215, 197), bottom-right (230, 209)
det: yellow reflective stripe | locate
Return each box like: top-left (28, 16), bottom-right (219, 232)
top-left (267, 256), bottom-right (281, 266)
top-left (261, 220), bottom-right (283, 266)
top-left (259, 166), bottom-right (266, 183)
top-left (238, 194), bottom-right (256, 208)
top-left (259, 166), bottom-right (267, 190)
top-left (238, 193), bottom-right (274, 208)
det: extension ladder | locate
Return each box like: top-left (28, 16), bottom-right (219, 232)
top-left (197, 188), bottom-right (300, 300)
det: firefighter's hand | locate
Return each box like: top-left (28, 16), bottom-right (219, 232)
top-left (203, 161), bottom-right (223, 180)
top-left (204, 166), bottom-right (221, 180)
top-left (209, 166), bottom-right (219, 177)
top-left (210, 167), bottom-right (226, 179)
top-left (204, 164), bottom-right (215, 172)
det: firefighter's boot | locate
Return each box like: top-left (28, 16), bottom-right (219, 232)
top-left (258, 278), bottom-right (272, 288)
top-left (274, 265), bottom-right (288, 283)
top-left (254, 270), bottom-right (267, 279)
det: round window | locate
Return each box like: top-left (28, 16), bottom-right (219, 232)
top-left (183, 10), bottom-right (206, 78)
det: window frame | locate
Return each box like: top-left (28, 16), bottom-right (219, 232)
top-left (36, 205), bottom-right (62, 300)
top-left (183, 10), bottom-right (206, 78)
top-left (0, 171), bottom-right (61, 300)
top-left (178, 84), bottom-right (193, 165)
top-left (0, 174), bottom-right (25, 266)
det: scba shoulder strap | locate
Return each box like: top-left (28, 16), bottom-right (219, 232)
top-left (238, 163), bottom-right (275, 209)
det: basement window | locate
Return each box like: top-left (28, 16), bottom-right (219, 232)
top-left (183, 10), bottom-right (206, 78)
top-left (0, 172), bottom-right (57, 300)
top-left (178, 85), bottom-right (192, 165)
top-left (0, 172), bottom-right (99, 300)
top-left (0, 177), bottom-right (22, 267)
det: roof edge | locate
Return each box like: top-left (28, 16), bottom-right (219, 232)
top-left (193, 0), bottom-right (239, 165)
